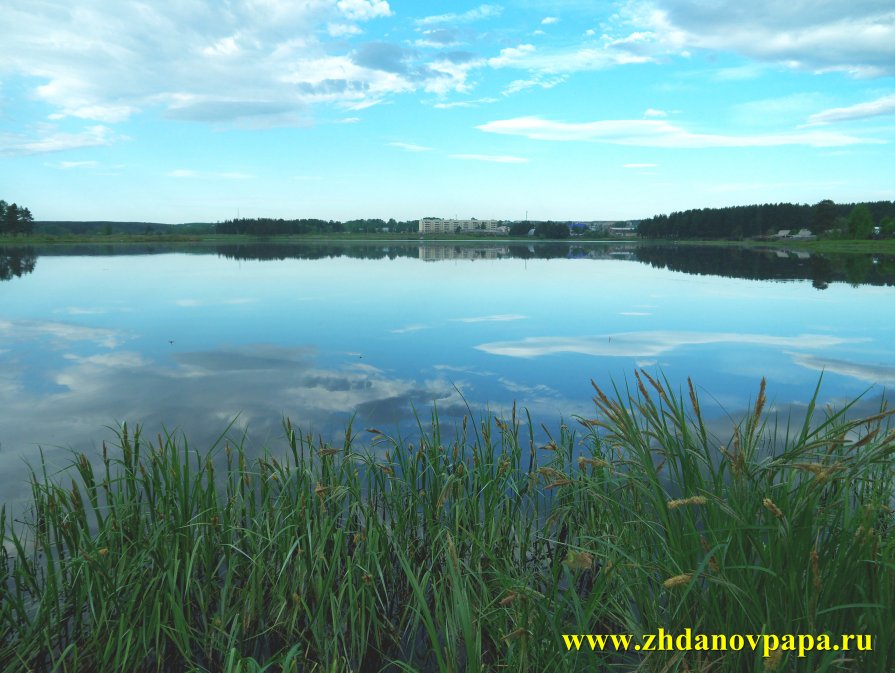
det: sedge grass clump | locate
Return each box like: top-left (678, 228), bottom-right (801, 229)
top-left (0, 375), bottom-right (893, 672)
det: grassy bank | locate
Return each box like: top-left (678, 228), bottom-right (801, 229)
top-left (0, 233), bottom-right (204, 245)
top-left (2, 374), bottom-right (893, 672)
top-left (640, 238), bottom-right (895, 254)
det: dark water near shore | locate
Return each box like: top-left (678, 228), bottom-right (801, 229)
top-left (1, 241), bottom-right (893, 509)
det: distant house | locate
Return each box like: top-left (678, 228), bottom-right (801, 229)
top-left (791, 229), bottom-right (815, 239)
top-left (774, 229), bottom-right (791, 238)
top-left (418, 217), bottom-right (501, 234)
top-left (609, 225), bottom-right (637, 238)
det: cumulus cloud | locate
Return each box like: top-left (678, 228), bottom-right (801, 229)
top-left (614, 0), bottom-right (895, 77)
top-left (476, 116), bottom-right (879, 148)
top-left (541, 17), bottom-right (560, 25)
top-left (336, 0), bottom-right (392, 22)
top-left (0, 0), bottom-right (460, 128)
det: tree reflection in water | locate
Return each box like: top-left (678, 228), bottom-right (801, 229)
top-left (0, 247), bottom-right (37, 281)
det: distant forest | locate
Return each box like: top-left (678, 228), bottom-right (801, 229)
top-left (638, 200), bottom-right (895, 239)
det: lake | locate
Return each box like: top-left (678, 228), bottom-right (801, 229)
top-left (1, 241), bottom-right (894, 510)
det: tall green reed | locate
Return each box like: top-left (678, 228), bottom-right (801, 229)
top-left (0, 374), bottom-right (892, 672)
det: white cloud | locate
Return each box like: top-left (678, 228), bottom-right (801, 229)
top-left (789, 353), bottom-right (895, 385)
top-left (807, 94), bottom-right (895, 125)
top-left (418, 4), bottom-right (502, 26)
top-left (424, 55), bottom-right (485, 96)
top-left (201, 35), bottom-right (243, 57)
top-left (167, 169), bottom-right (254, 179)
top-left (0, 124), bottom-right (125, 156)
top-left (54, 160), bottom-right (98, 169)
top-left (541, 17), bottom-right (560, 25)
top-left (48, 104), bottom-right (136, 123)
top-left (327, 23), bottom-right (363, 37)
top-left (175, 297), bottom-right (256, 308)
top-left (433, 97), bottom-right (498, 109)
top-left (711, 64), bottom-right (766, 81)
top-left (450, 314), bottom-right (527, 323)
top-left (487, 42), bottom-right (651, 73)
top-left (0, 0), bottom-right (463, 128)
top-left (503, 75), bottom-right (566, 96)
top-left (0, 319), bottom-right (125, 349)
top-left (732, 93), bottom-right (828, 124)
top-left (615, 0), bottom-right (895, 77)
top-left (476, 116), bottom-right (880, 148)
top-left (449, 154), bottom-right (530, 163)
top-left (390, 323), bottom-right (433, 334)
top-left (475, 331), bottom-right (864, 359)
top-left (498, 377), bottom-right (556, 395)
top-left (336, 0), bottom-right (392, 22)
top-left (644, 108), bottom-right (667, 118)
top-left (488, 44), bottom-right (537, 68)
top-left (388, 141), bottom-right (432, 152)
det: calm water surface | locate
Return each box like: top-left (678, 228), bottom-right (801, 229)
top-left (1, 242), bottom-right (893, 508)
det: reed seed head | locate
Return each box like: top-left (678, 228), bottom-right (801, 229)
top-left (499, 591), bottom-right (518, 607)
top-left (503, 628), bottom-right (528, 642)
top-left (578, 456), bottom-right (608, 470)
top-left (762, 498), bottom-right (784, 519)
top-left (810, 547), bottom-right (821, 592)
top-left (667, 496), bottom-right (707, 509)
top-left (754, 377), bottom-right (767, 421)
top-left (564, 550), bottom-right (594, 572)
top-left (663, 573), bottom-right (692, 588)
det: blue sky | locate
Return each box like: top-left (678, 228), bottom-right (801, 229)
top-left (0, 0), bottom-right (893, 223)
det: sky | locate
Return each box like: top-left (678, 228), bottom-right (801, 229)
top-left (0, 0), bottom-right (893, 223)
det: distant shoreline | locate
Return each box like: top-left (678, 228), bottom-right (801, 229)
top-left (3, 232), bottom-right (895, 254)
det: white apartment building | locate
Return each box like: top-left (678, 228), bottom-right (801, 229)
top-left (418, 217), bottom-right (501, 234)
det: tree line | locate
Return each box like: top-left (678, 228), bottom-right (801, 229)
top-left (0, 200), bottom-right (35, 236)
top-left (634, 244), bottom-right (895, 290)
top-left (507, 221), bottom-right (571, 238)
top-left (637, 200), bottom-right (895, 240)
top-left (215, 217), bottom-right (419, 236)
